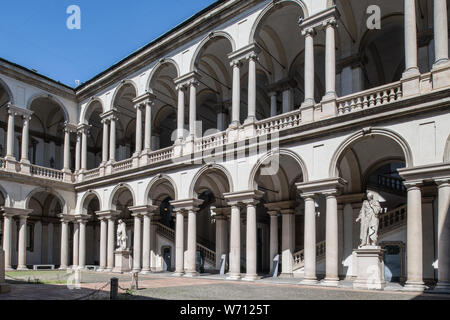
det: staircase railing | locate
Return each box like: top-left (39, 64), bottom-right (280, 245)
top-left (292, 205), bottom-right (407, 271)
top-left (379, 204), bottom-right (407, 234)
top-left (293, 240), bottom-right (326, 270)
top-left (155, 222), bottom-right (216, 266)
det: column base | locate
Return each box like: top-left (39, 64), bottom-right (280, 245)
top-left (226, 273), bottom-right (241, 280)
top-left (300, 100), bottom-right (315, 123)
top-left (301, 278), bottom-right (319, 285)
top-left (58, 266), bottom-right (69, 271)
top-left (96, 268), bottom-right (105, 272)
top-left (140, 269), bottom-right (152, 275)
top-left (132, 268), bottom-right (142, 273)
top-left (16, 266), bottom-right (29, 271)
top-left (103, 268), bottom-right (113, 273)
top-left (431, 60), bottom-right (450, 90)
top-left (243, 274), bottom-right (261, 281)
top-left (404, 281), bottom-right (426, 292)
top-left (5, 267), bottom-right (14, 272)
top-left (172, 272), bottom-right (185, 277)
top-left (279, 273), bottom-right (294, 278)
top-left (401, 68), bottom-right (421, 97)
top-left (322, 278), bottom-right (340, 287)
top-left (184, 271), bottom-right (199, 277)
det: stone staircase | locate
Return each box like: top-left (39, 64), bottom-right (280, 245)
top-left (155, 222), bottom-right (216, 267)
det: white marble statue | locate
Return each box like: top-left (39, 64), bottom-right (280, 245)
top-left (116, 219), bottom-right (128, 251)
top-left (356, 192), bottom-right (382, 247)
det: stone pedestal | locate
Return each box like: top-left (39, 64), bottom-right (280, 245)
top-left (353, 246), bottom-right (386, 290)
top-left (0, 249), bottom-right (11, 294)
top-left (113, 250), bottom-right (132, 274)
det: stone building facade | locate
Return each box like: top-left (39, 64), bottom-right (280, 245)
top-left (0, 0), bottom-right (449, 292)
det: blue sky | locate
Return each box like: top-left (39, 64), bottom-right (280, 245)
top-left (0, 0), bottom-right (218, 88)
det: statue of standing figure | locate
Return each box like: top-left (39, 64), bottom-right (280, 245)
top-left (116, 219), bottom-right (128, 251)
top-left (356, 192), bottom-right (382, 247)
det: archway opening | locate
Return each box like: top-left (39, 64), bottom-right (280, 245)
top-left (27, 190), bottom-right (64, 266)
top-left (82, 194), bottom-right (101, 266)
top-left (29, 97), bottom-right (68, 169)
top-left (112, 84), bottom-right (137, 161)
top-left (149, 63), bottom-right (179, 150)
top-left (84, 101), bottom-right (104, 170)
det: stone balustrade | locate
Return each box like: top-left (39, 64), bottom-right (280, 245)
top-left (255, 109), bottom-right (302, 136)
top-left (148, 146), bottom-right (174, 164)
top-left (195, 131), bottom-right (228, 152)
top-left (337, 81), bottom-right (403, 115)
top-left (84, 168), bottom-right (101, 180)
top-left (379, 205), bottom-right (407, 234)
top-left (293, 240), bottom-right (326, 270)
top-left (0, 158), bottom-right (5, 169)
top-left (30, 164), bottom-right (64, 181)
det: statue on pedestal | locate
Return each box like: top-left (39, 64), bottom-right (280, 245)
top-left (116, 219), bottom-right (128, 251)
top-left (356, 192), bottom-right (382, 247)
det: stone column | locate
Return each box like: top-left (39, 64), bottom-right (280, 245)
top-left (230, 60), bottom-right (241, 128)
top-left (17, 215), bottom-right (29, 270)
top-left (134, 104), bottom-right (143, 155)
top-left (302, 28), bottom-right (316, 108)
top-left (2, 213), bottom-right (13, 270)
top-left (174, 210), bottom-right (185, 276)
top-left (75, 132), bottom-right (81, 172)
top-left (132, 213), bottom-right (142, 272)
top-left (106, 216), bottom-right (116, 272)
top-left (80, 127), bottom-right (88, 171)
top-left (269, 92), bottom-right (277, 117)
top-left (109, 115), bottom-right (117, 162)
top-left (189, 80), bottom-right (199, 140)
top-left (186, 209), bottom-right (198, 276)
top-left (433, 0), bottom-right (449, 67)
top-left (282, 89), bottom-right (293, 114)
top-left (5, 109), bottom-right (15, 160)
top-left (323, 18), bottom-right (337, 100)
top-left (246, 54), bottom-right (257, 124)
top-left (144, 101), bottom-right (152, 152)
top-left (244, 201), bottom-right (259, 281)
top-left (302, 195), bottom-right (318, 284)
top-left (228, 204), bottom-right (241, 279)
top-left (404, 0), bottom-right (419, 76)
top-left (150, 218), bottom-right (158, 271)
top-left (72, 222), bottom-right (79, 269)
top-left (268, 211), bottom-right (279, 274)
top-left (176, 85), bottom-right (186, 142)
top-left (141, 212), bottom-right (152, 274)
top-left (405, 182), bottom-right (425, 291)
top-left (97, 217), bottom-right (107, 272)
top-left (21, 115), bottom-right (31, 163)
top-left (215, 213), bottom-right (227, 270)
top-left (324, 193), bottom-right (339, 286)
top-left (436, 181), bottom-right (450, 290)
top-left (281, 209), bottom-right (295, 277)
top-left (59, 217), bottom-right (69, 270)
top-left (101, 119), bottom-right (109, 164)
top-left (62, 125), bottom-right (71, 171)
top-left (78, 219), bottom-right (87, 269)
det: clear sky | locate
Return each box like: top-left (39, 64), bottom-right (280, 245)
top-left (0, 0), bottom-right (218, 88)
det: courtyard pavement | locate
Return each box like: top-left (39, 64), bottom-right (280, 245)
top-left (1, 270), bottom-right (449, 300)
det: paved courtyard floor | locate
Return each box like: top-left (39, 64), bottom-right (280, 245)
top-left (1, 270), bottom-right (449, 300)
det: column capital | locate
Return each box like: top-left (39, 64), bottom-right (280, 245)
top-left (301, 27), bottom-right (316, 37)
top-left (267, 210), bottom-right (280, 217)
top-left (75, 214), bottom-right (91, 223)
top-left (57, 214), bottom-right (74, 223)
top-left (228, 43), bottom-right (261, 67)
top-left (296, 178), bottom-right (347, 197)
top-left (323, 17), bottom-right (338, 29)
top-left (404, 180), bottom-right (424, 189)
top-left (170, 198), bottom-right (204, 212)
top-left (435, 178), bottom-right (450, 187)
top-left (77, 123), bottom-right (91, 135)
top-left (95, 210), bottom-right (121, 220)
top-left (128, 205), bottom-right (159, 216)
top-left (174, 71), bottom-right (202, 89)
top-left (6, 104), bottom-right (33, 118)
top-left (299, 5), bottom-right (339, 33)
top-left (100, 109), bottom-right (119, 122)
top-left (64, 122), bottom-right (78, 133)
top-left (264, 200), bottom-right (295, 211)
top-left (132, 92), bottom-right (157, 106)
top-left (211, 206), bottom-right (231, 217)
top-left (280, 209), bottom-right (296, 215)
top-left (1, 207), bottom-right (33, 218)
top-left (224, 190), bottom-right (264, 206)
